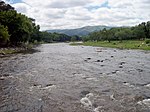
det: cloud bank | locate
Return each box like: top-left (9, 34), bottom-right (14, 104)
top-left (10, 0), bottom-right (150, 30)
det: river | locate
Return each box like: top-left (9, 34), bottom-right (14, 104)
top-left (0, 43), bottom-right (150, 112)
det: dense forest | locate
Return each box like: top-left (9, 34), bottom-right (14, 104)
top-left (83, 21), bottom-right (150, 42)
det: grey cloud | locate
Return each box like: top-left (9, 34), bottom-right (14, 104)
top-left (46, 0), bottom-right (89, 8)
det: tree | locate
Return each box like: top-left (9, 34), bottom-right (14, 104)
top-left (0, 1), bottom-right (41, 46)
top-left (115, 30), bottom-right (126, 42)
top-left (71, 36), bottom-right (76, 42)
top-left (133, 25), bottom-right (146, 40)
top-left (89, 32), bottom-right (99, 41)
top-left (146, 21), bottom-right (150, 39)
top-left (71, 35), bottom-right (81, 41)
top-left (0, 24), bottom-right (9, 43)
top-left (82, 35), bottom-right (90, 42)
top-left (0, 1), bottom-right (14, 11)
top-left (0, 11), bottom-right (34, 44)
top-left (40, 31), bottom-right (52, 43)
top-left (30, 24), bottom-right (41, 42)
top-left (106, 30), bottom-right (113, 42)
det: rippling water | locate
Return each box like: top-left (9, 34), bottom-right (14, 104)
top-left (0, 43), bottom-right (150, 112)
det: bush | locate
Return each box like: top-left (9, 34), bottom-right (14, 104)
top-left (145, 39), bottom-right (150, 44)
top-left (113, 42), bottom-right (116, 45)
top-left (0, 24), bottom-right (10, 42)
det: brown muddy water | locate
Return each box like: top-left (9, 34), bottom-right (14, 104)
top-left (0, 43), bottom-right (150, 112)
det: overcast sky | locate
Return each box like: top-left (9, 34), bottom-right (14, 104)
top-left (3, 0), bottom-right (150, 30)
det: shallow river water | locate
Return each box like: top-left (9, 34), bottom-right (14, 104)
top-left (0, 43), bottom-right (150, 112)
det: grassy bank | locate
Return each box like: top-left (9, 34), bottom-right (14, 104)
top-left (0, 48), bottom-right (17, 54)
top-left (70, 40), bottom-right (150, 50)
top-left (0, 43), bottom-right (35, 55)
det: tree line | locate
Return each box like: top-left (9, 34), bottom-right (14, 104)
top-left (83, 21), bottom-right (150, 42)
top-left (39, 31), bottom-right (81, 43)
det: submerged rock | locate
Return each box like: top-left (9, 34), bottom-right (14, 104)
top-left (138, 99), bottom-right (150, 108)
top-left (81, 91), bottom-right (90, 96)
top-left (80, 97), bottom-right (92, 107)
top-left (86, 58), bottom-right (91, 60)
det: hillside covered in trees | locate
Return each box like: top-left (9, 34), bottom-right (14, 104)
top-left (47, 25), bottom-right (113, 36)
top-left (83, 22), bottom-right (150, 42)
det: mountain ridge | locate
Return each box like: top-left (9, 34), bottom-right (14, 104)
top-left (47, 25), bottom-right (114, 36)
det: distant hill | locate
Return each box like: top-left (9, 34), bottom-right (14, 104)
top-left (47, 25), bottom-right (113, 36)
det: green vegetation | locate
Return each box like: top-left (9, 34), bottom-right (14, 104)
top-left (70, 42), bottom-right (83, 46)
top-left (83, 21), bottom-right (150, 42)
top-left (145, 39), bottom-right (150, 44)
top-left (71, 40), bottom-right (150, 50)
top-left (40, 32), bottom-right (81, 43)
top-left (40, 32), bottom-right (71, 43)
top-left (1, 1), bottom-right (150, 53)
top-left (0, 1), bottom-right (78, 55)
top-left (0, 1), bottom-right (41, 47)
top-left (0, 1), bottom-right (80, 48)
top-left (0, 24), bottom-right (10, 42)
top-left (77, 21), bottom-right (150, 50)
top-left (0, 49), bottom-right (16, 54)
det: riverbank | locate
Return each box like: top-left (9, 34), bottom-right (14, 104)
top-left (0, 47), bottom-right (25, 54)
top-left (0, 43), bottom-right (39, 57)
top-left (70, 40), bottom-right (150, 50)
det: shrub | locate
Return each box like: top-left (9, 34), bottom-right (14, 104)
top-left (145, 39), bottom-right (150, 44)
top-left (0, 24), bottom-right (10, 43)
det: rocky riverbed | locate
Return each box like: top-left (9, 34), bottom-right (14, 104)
top-left (0, 43), bottom-right (150, 112)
